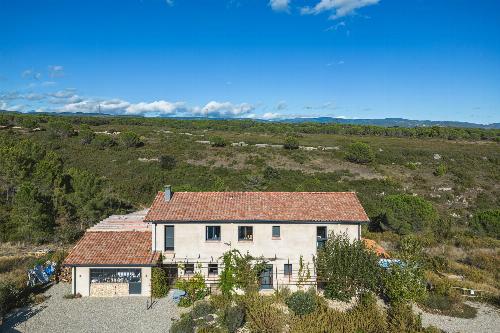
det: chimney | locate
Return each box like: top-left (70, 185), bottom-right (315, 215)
top-left (164, 185), bottom-right (172, 202)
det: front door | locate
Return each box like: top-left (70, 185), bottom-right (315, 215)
top-left (260, 264), bottom-right (273, 289)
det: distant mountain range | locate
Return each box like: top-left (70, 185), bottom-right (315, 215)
top-left (1, 110), bottom-right (499, 129)
top-left (275, 117), bottom-right (500, 129)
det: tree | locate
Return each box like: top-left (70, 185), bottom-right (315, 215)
top-left (284, 135), bottom-right (299, 150)
top-left (345, 142), bottom-right (375, 164)
top-left (8, 182), bottom-right (55, 242)
top-left (316, 233), bottom-right (381, 301)
top-left (119, 131), bottom-right (142, 148)
top-left (379, 194), bottom-right (438, 235)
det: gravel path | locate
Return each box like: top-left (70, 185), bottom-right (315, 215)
top-left (415, 302), bottom-right (500, 333)
top-left (2, 283), bottom-right (180, 333)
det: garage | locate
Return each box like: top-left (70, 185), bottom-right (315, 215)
top-left (64, 210), bottom-right (159, 297)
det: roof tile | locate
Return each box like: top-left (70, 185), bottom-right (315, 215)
top-left (145, 191), bottom-right (369, 223)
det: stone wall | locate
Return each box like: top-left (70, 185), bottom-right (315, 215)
top-left (90, 283), bottom-right (129, 297)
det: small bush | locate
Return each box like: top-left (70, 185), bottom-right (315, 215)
top-left (211, 136), bottom-right (227, 147)
top-left (93, 134), bottom-right (116, 149)
top-left (422, 293), bottom-right (477, 319)
top-left (170, 314), bottom-right (195, 333)
top-left (119, 131), bottom-right (142, 148)
top-left (284, 135), bottom-right (300, 150)
top-left (224, 305), bottom-right (245, 333)
top-left (151, 267), bottom-right (169, 298)
top-left (470, 209), bottom-right (500, 239)
top-left (159, 155), bottom-right (177, 170)
top-left (316, 234), bottom-right (381, 301)
top-left (79, 129), bottom-right (95, 144)
top-left (345, 141), bottom-right (375, 164)
top-left (191, 300), bottom-right (215, 319)
top-left (174, 273), bottom-right (208, 307)
top-left (434, 163), bottom-right (447, 176)
top-left (382, 263), bottom-right (427, 304)
top-left (387, 303), bottom-right (424, 333)
top-left (245, 296), bottom-right (287, 333)
top-left (286, 289), bottom-right (317, 316)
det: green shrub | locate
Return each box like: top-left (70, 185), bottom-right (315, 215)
top-left (174, 273), bottom-right (208, 307)
top-left (470, 209), bottom-right (500, 239)
top-left (191, 300), bottom-right (216, 319)
top-left (79, 129), bottom-right (95, 144)
top-left (289, 296), bottom-right (387, 333)
top-left (381, 194), bottom-right (438, 235)
top-left (93, 134), bottom-right (116, 149)
top-left (211, 136), bottom-right (227, 147)
top-left (119, 131), bottom-right (142, 148)
top-left (382, 263), bottom-right (427, 304)
top-left (345, 142), bottom-right (375, 164)
top-left (159, 155), bottom-right (177, 170)
top-left (223, 305), bottom-right (245, 333)
top-left (283, 135), bottom-right (299, 150)
top-left (316, 234), bottom-right (381, 301)
top-left (434, 163), bottom-right (447, 176)
top-left (245, 295), bottom-right (287, 333)
top-left (47, 120), bottom-right (75, 138)
top-left (286, 289), bottom-right (317, 316)
top-left (387, 303), bottom-right (424, 333)
top-left (0, 281), bottom-right (24, 317)
top-left (151, 267), bottom-right (169, 298)
top-left (422, 293), bottom-right (477, 319)
top-left (170, 314), bottom-right (195, 333)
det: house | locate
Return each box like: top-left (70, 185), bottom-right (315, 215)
top-left (64, 188), bottom-right (369, 296)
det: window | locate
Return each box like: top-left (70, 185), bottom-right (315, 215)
top-left (184, 263), bottom-right (194, 275)
top-left (90, 269), bottom-right (141, 283)
top-left (317, 226), bottom-right (327, 249)
top-left (284, 264), bottom-right (292, 276)
top-left (238, 226), bottom-right (253, 241)
top-left (208, 263), bottom-right (218, 276)
top-left (206, 226), bottom-right (221, 241)
top-left (272, 226), bottom-right (280, 238)
top-left (165, 225), bottom-right (174, 251)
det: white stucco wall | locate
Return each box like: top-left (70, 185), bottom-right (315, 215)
top-left (152, 222), bottom-right (362, 290)
top-left (73, 266), bottom-right (152, 297)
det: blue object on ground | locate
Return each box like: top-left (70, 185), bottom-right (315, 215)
top-left (170, 289), bottom-right (186, 304)
top-left (379, 258), bottom-right (404, 268)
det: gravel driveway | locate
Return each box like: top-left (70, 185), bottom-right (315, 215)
top-left (415, 301), bottom-right (500, 333)
top-left (1, 283), bottom-right (180, 333)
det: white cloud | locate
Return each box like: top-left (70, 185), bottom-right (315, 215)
top-left (261, 112), bottom-right (282, 120)
top-left (269, 0), bottom-right (290, 12)
top-left (24, 93), bottom-right (44, 101)
top-left (125, 100), bottom-right (186, 115)
top-left (193, 101), bottom-right (255, 117)
top-left (42, 81), bottom-right (57, 86)
top-left (301, 0), bottom-right (380, 19)
top-left (48, 65), bottom-right (64, 78)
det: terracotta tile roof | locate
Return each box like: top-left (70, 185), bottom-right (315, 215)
top-left (145, 191), bottom-right (369, 223)
top-left (64, 231), bottom-right (159, 266)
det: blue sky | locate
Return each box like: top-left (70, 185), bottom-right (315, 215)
top-left (1, 0), bottom-right (499, 123)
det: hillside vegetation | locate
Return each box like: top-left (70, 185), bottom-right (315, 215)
top-left (0, 112), bottom-right (499, 314)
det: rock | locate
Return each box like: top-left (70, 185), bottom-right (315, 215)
top-left (433, 153), bottom-right (442, 160)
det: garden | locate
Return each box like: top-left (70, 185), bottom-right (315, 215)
top-left (158, 235), bottom-right (455, 333)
